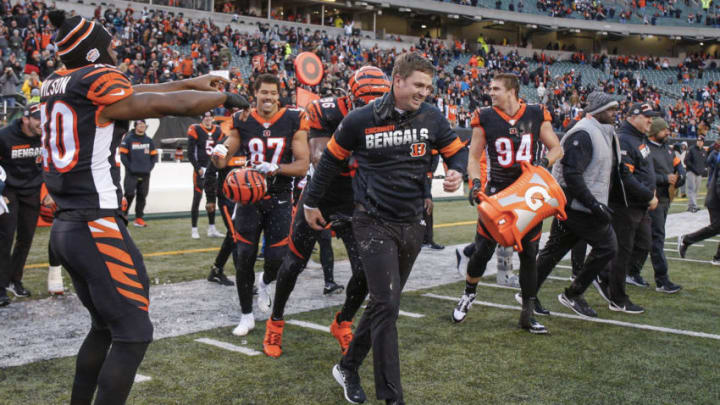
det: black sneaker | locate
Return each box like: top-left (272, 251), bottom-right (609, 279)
top-left (7, 282), bottom-right (30, 298)
top-left (655, 279), bottom-right (682, 294)
top-left (426, 241), bottom-right (445, 250)
top-left (712, 258), bottom-right (720, 266)
top-left (207, 266), bottom-right (235, 286)
top-left (677, 235), bottom-right (688, 258)
top-left (519, 297), bottom-right (548, 334)
top-left (625, 274), bottom-right (649, 287)
top-left (514, 293), bottom-right (550, 316)
top-left (332, 364), bottom-right (367, 404)
top-left (608, 299), bottom-right (644, 314)
top-left (558, 291), bottom-right (597, 318)
top-left (0, 288), bottom-right (9, 307)
top-left (323, 281), bottom-right (344, 295)
top-left (592, 276), bottom-right (611, 304)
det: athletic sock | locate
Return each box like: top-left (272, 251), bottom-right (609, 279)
top-left (465, 281), bottom-right (478, 295)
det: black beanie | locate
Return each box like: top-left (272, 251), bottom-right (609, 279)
top-left (49, 10), bottom-right (114, 69)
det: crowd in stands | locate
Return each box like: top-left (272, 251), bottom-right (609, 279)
top-left (0, 0), bottom-right (716, 139)
top-left (447, 0), bottom-right (720, 27)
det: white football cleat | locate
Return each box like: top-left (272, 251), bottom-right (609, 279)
top-left (256, 274), bottom-right (272, 313)
top-left (207, 227), bottom-right (224, 238)
top-left (191, 228), bottom-right (200, 239)
top-left (232, 313), bottom-right (255, 336)
top-left (47, 266), bottom-right (64, 295)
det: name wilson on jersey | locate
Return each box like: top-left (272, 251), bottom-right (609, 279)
top-left (364, 127), bottom-right (429, 149)
top-left (40, 76), bottom-right (72, 98)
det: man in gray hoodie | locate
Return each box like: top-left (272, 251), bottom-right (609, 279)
top-left (0, 67), bottom-right (19, 107)
top-left (534, 91), bottom-right (625, 318)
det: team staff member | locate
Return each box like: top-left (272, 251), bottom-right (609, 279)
top-left (0, 103), bottom-right (43, 305)
top-left (452, 73), bottom-right (563, 334)
top-left (595, 103), bottom-right (658, 314)
top-left (534, 92), bottom-right (623, 318)
top-left (629, 118), bottom-right (683, 293)
top-left (679, 147), bottom-right (720, 263)
top-left (263, 67), bottom-right (390, 358)
top-left (305, 52), bottom-right (467, 405)
top-left (684, 136), bottom-right (706, 213)
top-left (43, 9), bottom-right (248, 404)
top-left (212, 73), bottom-right (309, 337)
top-left (187, 111), bottom-right (224, 239)
top-left (119, 120), bottom-right (158, 227)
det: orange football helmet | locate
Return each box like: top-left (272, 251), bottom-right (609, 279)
top-left (223, 168), bottom-right (267, 205)
top-left (475, 162), bottom-right (567, 252)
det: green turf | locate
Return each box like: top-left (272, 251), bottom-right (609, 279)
top-left (5, 196), bottom-right (720, 404)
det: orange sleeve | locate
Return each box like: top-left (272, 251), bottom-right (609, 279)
top-left (150, 150), bottom-right (158, 156)
top-left (625, 163), bottom-right (635, 173)
top-left (118, 146), bottom-right (129, 154)
top-left (439, 137), bottom-right (465, 158)
top-left (542, 105), bottom-right (552, 122)
top-left (187, 125), bottom-right (198, 139)
top-left (479, 150), bottom-right (488, 188)
top-left (326, 136), bottom-right (351, 160)
top-left (87, 70), bottom-right (133, 106)
top-left (305, 102), bottom-right (324, 130)
top-left (673, 156), bottom-right (681, 167)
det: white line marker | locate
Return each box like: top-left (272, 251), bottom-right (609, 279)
top-left (422, 293), bottom-right (720, 341)
top-left (555, 265), bottom-right (572, 270)
top-left (666, 256), bottom-right (717, 264)
top-left (195, 337), bottom-right (261, 356)
top-left (664, 241), bottom-right (704, 247)
top-left (286, 319), bottom-right (330, 333)
top-left (398, 310), bottom-right (425, 318)
top-left (134, 374), bottom-right (152, 383)
top-left (547, 275), bottom-right (572, 282)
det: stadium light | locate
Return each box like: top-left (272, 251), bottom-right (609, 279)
top-left (421, 24), bottom-right (427, 28)
top-left (700, 42), bottom-right (704, 46)
top-left (355, 1), bottom-right (368, 5)
top-left (399, 7), bottom-right (411, 12)
top-left (473, 16), bottom-right (483, 21)
top-left (448, 14), bottom-right (459, 19)
top-left (526, 24), bottom-right (538, 29)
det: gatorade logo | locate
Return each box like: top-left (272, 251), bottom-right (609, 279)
top-left (524, 186), bottom-right (551, 211)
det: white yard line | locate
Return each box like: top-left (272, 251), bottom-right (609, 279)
top-left (398, 310), bottom-right (425, 318)
top-left (134, 374), bottom-right (152, 383)
top-left (547, 275), bottom-right (573, 282)
top-left (195, 338), bottom-right (261, 356)
top-left (423, 293), bottom-right (720, 341)
top-left (286, 319), bottom-right (330, 333)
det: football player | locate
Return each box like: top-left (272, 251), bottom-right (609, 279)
top-left (453, 73), bottom-right (563, 334)
top-left (262, 66), bottom-right (391, 358)
top-left (187, 111), bottom-right (224, 239)
top-left (212, 73), bottom-right (309, 337)
top-left (42, 10), bottom-right (248, 404)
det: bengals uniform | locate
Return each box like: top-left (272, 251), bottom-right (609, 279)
top-left (187, 121), bottom-right (224, 230)
top-left (40, 64), bottom-right (152, 343)
top-left (231, 106), bottom-right (308, 316)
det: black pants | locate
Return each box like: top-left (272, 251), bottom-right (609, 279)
top-left (467, 223), bottom-right (542, 300)
top-left (318, 229), bottom-right (335, 283)
top-left (0, 187), bottom-right (40, 288)
top-left (629, 200), bottom-right (670, 281)
top-left (340, 209), bottom-right (424, 402)
top-left (272, 199), bottom-right (366, 322)
top-left (213, 195), bottom-right (236, 271)
top-left (191, 171), bottom-right (215, 228)
top-left (571, 241), bottom-right (587, 276)
top-left (600, 205), bottom-right (651, 304)
top-left (124, 173), bottom-right (150, 219)
top-left (536, 209), bottom-right (617, 297)
top-left (422, 203), bottom-right (434, 244)
top-left (683, 203), bottom-right (720, 260)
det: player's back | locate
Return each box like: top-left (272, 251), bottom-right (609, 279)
top-left (40, 64), bottom-right (133, 216)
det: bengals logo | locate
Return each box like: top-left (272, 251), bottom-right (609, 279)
top-left (410, 142), bottom-right (427, 157)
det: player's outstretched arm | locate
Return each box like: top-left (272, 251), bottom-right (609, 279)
top-left (100, 91), bottom-right (248, 123)
top-left (134, 74), bottom-right (229, 93)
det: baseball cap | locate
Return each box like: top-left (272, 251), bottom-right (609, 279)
top-left (24, 103), bottom-right (40, 119)
top-left (649, 117), bottom-right (669, 137)
top-left (626, 102), bottom-right (661, 117)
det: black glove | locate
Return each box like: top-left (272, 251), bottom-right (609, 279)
top-left (534, 157), bottom-right (549, 169)
top-left (468, 178), bottom-right (483, 206)
top-left (328, 213), bottom-right (352, 231)
top-left (223, 92), bottom-right (250, 109)
top-left (590, 200), bottom-right (614, 224)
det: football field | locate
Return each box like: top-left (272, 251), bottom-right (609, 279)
top-left (2, 198), bottom-right (720, 404)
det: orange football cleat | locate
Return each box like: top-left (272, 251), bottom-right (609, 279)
top-left (133, 218), bottom-right (147, 227)
top-left (263, 318), bottom-right (285, 358)
top-left (330, 312), bottom-right (354, 355)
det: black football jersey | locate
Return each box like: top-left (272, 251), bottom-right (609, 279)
top-left (187, 123), bottom-right (223, 171)
top-left (302, 96), bottom-right (354, 209)
top-left (231, 107), bottom-right (308, 194)
top-left (471, 103), bottom-right (551, 191)
top-left (40, 64), bottom-right (133, 216)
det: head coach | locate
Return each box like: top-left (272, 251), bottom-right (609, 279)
top-left (302, 52), bottom-right (468, 405)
